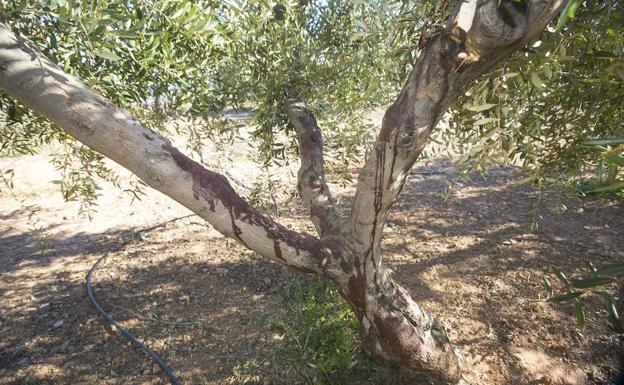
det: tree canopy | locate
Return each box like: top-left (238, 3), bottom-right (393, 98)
top-left (446, 1), bottom-right (624, 182)
top-left (1, 1), bottom-right (622, 206)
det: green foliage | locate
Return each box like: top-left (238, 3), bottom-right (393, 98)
top-left (0, 96), bottom-right (60, 156)
top-left (542, 258), bottom-right (623, 331)
top-left (556, 0), bottom-right (582, 29)
top-left (0, 0), bottom-right (448, 207)
top-left (272, 277), bottom-right (369, 385)
top-left (0, 167), bottom-right (14, 193)
top-left (576, 137), bottom-right (624, 196)
top-left (49, 141), bottom-right (120, 215)
top-left (1, 1), bottom-right (624, 207)
top-left (445, 1), bottom-right (624, 186)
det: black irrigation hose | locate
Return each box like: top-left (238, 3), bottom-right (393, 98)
top-left (86, 252), bottom-right (184, 385)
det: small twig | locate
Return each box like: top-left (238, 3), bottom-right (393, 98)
top-left (410, 170), bottom-right (449, 175)
top-left (104, 300), bottom-right (204, 326)
top-left (138, 214), bottom-right (196, 234)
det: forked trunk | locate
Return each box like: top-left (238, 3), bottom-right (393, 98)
top-left (309, 231), bottom-right (463, 383)
top-left (340, 263), bottom-right (462, 383)
top-left (0, 2), bottom-right (567, 384)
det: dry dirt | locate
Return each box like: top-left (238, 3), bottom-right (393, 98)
top-left (1, 147), bottom-right (623, 385)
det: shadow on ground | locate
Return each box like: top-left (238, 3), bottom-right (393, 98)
top-left (1, 163), bottom-right (623, 385)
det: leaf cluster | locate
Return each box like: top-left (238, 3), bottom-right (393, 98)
top-left (444, 1), bottom-right (624, 185)
top-left (2, 1), bottom-right (623, 207)
top-left (543, 258), bottom-right (623, 331)
top-left (0, 0), bottom-right (448, 205)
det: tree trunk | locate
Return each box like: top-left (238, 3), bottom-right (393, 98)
top-left (341, 259), bottom-right (462, 382)
top-left (0, 2), bottom-right (566, 383)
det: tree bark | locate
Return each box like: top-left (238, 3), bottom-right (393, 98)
top-left (342, 2), bottom-right (565, 381)
top-left (286, 100), bottom-right (342, 238)
top-left (0, 2), bottom-right (566, 383)
top-left (0, 24), bottom-right (337, 277)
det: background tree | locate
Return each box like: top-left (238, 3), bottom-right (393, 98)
top-left (3, 0), bottom-right (622, 383)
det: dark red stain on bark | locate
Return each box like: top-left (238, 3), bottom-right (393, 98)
top-left (347, 273), bottom-right (367, 314)
top-left (373, 312), bottom-right (420, 365)
top-left (265, 229), bottom-right (283, 260)
top-left (162, 143), bottom-right (328, 273)
top-left (165, 143), bottom-right (247, 245)
top-left (371, 309), bottom-right (460, 383)
top-left (294, 109), bottom-right (337, 238)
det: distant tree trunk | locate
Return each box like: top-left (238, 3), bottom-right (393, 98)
top-left (154, 91), bottom-right (163, 114)
top-left (0, 1), bottom-right (565, 383)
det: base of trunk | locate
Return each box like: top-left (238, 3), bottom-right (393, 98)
top-left (372, 361), bottom-right (470, 385)
top-left (341, 270), bottom-right (463, 384)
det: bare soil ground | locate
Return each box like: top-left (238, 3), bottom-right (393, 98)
top-left (1, 150), bottom-right (623, 385)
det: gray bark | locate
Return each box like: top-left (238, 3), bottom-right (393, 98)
top-left (286, 100), bottom-right (342, 238)
top-left (0, 2), bottom-right (566, 383)
top-left (342, 2), bottom-right (565, 381)
top-left (0, 24), bottom-right (335, 276)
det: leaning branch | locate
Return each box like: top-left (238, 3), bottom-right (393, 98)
top-left (286, 101), bottom-right (340, 238)
top-left (0, 23), bottom-right (332, 275)
top-left (348, 0), bottom-right (566, 261)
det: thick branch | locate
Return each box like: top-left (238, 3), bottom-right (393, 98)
top-left (348, 0), bottom-right (565, 261)
top-left (286, 101), bottom-right (340, 238)
top-left (0, 24), bottom-right (337, 275)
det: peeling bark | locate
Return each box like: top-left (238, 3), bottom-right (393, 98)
top-left (286, 101), bottom-right (341, 238)
top-left (0, 2), bottom-right (567, 383)
top-left (345, 1), bottom-right (565, 382)
top-left (0, 24), bottom-right (333, 276)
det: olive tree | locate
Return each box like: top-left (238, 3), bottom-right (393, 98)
top-left (0, 1), bottom-right (570, 383)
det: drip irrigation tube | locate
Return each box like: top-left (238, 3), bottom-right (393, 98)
top-left (86, 252), bottom-right (184, 385)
